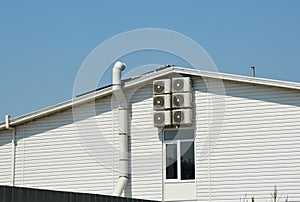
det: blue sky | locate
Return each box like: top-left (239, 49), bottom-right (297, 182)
top-left (0, 1), bottom-right (300, 119)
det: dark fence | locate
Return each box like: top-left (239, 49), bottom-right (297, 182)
top-left (0, 186), bottom-right (158, 202)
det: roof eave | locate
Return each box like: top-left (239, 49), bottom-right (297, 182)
top-left (0, 67), bottom-right (176, 129)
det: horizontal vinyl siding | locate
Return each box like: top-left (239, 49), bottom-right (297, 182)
top-left (194, 78), bottom-right (211, 202)
top-left (1, 84), bottom-right (162, 199)
top-left (2, 74), bottom-right (300, 202)
top-left (13, 96), bottom-right (117, 195)
top-left (195, 78), bottom-right (300, 202)
top-left (0, 130), bottom-right (12, 186)
top-left (125, 83), bottom-right (162, 201)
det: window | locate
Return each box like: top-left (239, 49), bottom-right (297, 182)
top-left (166, 144), bottom-right (177, 179)
top-left (164, 129), bottom-right (195, 181)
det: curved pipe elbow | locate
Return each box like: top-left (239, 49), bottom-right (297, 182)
top-left (113, 61), bottom-right (126, 86)
top-left (112, 61), bottom-right (128, 108)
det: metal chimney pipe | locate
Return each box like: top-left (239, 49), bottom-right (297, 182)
top-left (251, 66), bottom-right (255, 77)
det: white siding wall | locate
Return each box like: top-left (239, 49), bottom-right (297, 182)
top-left (0, 84), bottom-right (162, 200)
top-left (125, 83), bottom-right (163, 201)
top-left (0, 130), bottom-right (12, 185)
top-left (1, 75), bottom-right (300, 202)
top-left (194, 78), bottom-right (211, 202)
top-left (194, 77), bottom-right (300, 202)
top-left (13, 96), bottom-right (119, 195)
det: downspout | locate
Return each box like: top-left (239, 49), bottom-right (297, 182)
top-left (112, 61), bottom-right (128, 196)
top-left (5, 115), bottom-right (16, 186)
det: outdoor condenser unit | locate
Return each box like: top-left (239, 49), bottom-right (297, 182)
top-left (172, 77), bottom-right (191, 92)
top-left (172, 108), bottom-right (192, 125)
top-left (153, 79), bottom-right (171, 94)
top-left (153, 76), bottom-right (193, 127)
top-left (153, 110), bottom-right (172, 127)
top-left (153, 94), bottom-right (171, 110)
top-left (172, 92), bottom-right (192, 108)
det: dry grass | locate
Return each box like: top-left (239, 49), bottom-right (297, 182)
top-left (240, 186), bottom-right (288, 202)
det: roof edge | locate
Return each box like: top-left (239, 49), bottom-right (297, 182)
top-left (1, 66), bottom-right (300, 130)
top-left (173, 67), bottom-right (300, 91)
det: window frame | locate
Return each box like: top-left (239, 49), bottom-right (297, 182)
top-left (163, 128), bottom-right (195, 183)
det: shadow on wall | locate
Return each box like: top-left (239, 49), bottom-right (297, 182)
top-left (124, 83), bottom-right (153, 198)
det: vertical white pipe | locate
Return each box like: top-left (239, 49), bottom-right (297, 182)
top-left (5, 115), bottom-right (16, 186)
top-left (112, 61), bottom-right (129, 196)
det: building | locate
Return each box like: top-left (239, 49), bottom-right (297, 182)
top-left (0, 64), bottom-right (300, 202)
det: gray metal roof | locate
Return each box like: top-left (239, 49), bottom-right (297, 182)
top-left (1, 66), bottom-right (300, 130)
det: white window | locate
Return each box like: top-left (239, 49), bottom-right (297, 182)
top-left (164, 129), bottom-right (195, 181)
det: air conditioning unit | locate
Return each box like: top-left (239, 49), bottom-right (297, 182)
top-left (172, 92), bottom-right (192, 108)
top-left (153, 94), bottom-right (171, 110)
top-left (153, 110), bottom-right (171, 127)
top-left (172, 109), bottom-right (192, 125)
top-left (153, 79), bottom-right (171, 94)
top-left (172, 77), bottom-right (191, 92)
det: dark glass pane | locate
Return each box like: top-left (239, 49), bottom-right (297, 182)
top-left (180, 141), bottom-right (195, 180)
top-left (166, 144), bottom-right (177, 179)
top-left (164, 129), bottom-right (194, 141)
